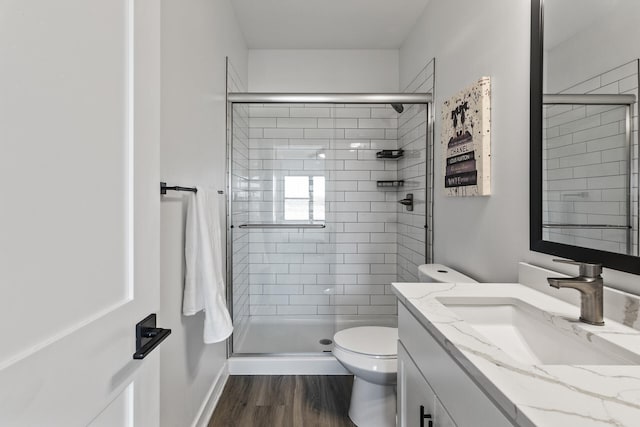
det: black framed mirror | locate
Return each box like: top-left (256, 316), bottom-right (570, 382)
top-left (530, 0), bottom-right (640, 274)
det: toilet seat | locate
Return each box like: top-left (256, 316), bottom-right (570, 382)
top-left (333, 345), bottom-right (397, 383)
top-left (334, 326), bottom-right (398, 358)
top-left (333, 327), bottom-right (398, 386)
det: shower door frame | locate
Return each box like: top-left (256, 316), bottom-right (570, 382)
top-left (225, 92), bottom-right (432, 358)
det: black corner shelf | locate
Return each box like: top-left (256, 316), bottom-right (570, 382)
top-left (376, 149), bottom-right (404, 159)
top-left (377, 180), bottom-right (405, 188)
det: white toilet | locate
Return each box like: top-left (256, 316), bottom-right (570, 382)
top-left (332, 264), bottom-right (477, 427)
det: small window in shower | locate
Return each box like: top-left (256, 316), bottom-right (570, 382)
top-left (284, 176), bottom-right (325, 221)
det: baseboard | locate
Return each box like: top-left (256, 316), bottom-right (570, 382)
top-left (191, 362), bottom-right (229, 427)
top-left (228, 355), bottom-right (350, 375)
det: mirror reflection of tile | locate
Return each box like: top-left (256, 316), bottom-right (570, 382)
top-left (542, 59), bottom-right (639, 256)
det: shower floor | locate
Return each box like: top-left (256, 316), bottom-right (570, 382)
top-left (233, 315), bottom-right (398, 354)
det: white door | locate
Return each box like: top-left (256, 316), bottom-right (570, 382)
top-left (0, 0), bottom-right (161, 425)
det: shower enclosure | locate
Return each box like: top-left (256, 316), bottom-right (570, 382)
top-left (226, 92), bottom-right (433, 356)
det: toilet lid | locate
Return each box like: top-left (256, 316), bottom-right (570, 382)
top-left (334, 327), bottom-right (398, 357)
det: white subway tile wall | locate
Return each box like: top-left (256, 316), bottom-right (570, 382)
top-left (227, 61), bottom-right (250, 341)
top-left (543, 60), bottom-right (639, 254)
top-left (243, 103), bottom-right (403, 317)
top-left (398, 59), bottom-right (434, 281)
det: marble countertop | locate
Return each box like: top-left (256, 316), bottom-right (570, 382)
top-left (392, 282), bottom-right (640, 427)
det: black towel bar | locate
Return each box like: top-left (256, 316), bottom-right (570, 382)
top-left (160, 182), bottom-right (197, 195)
top-left (160, 182), bottom-right (224, 195)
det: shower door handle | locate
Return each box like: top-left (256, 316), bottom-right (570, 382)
top-left (238, 223), bottom-right (326, 229)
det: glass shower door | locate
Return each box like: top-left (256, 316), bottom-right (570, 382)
top-left (229, 102), bottom-right (336, 354)
top-left (227, 100), bottom-right (423, 355)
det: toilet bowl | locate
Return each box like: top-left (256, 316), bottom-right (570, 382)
top-left (333, 264), bottom-right (477, 427)
top-left (333, 326), bottom-right (397, 427)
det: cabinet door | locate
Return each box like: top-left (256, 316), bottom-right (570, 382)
top-left (435, 398), bottom-right (457, 427)
top-left (399, 303), bottom-right (512, 427)
top-left (398, 342), bottom-right (437, 427)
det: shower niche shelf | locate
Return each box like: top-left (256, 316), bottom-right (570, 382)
top-left (377, 180), bottom-right (405, 188)
top-left (376, 149), bottom-right (404, 159)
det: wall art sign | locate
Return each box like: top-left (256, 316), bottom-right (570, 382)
top-left (441, 76), bottom-right (491, 196)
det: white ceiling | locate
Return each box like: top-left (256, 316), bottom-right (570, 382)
top-left (230, 0), bottom-right (431, 49)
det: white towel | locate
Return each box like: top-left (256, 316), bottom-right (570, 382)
top-left (183, 187), bottom-right (233, 343)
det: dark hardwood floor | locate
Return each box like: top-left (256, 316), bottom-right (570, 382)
top-left (208, 375), bottom-right (356, 427)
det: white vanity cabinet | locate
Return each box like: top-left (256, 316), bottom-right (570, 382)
top-left (397, 302), bottom-right (514, 427)
top-left (398, 343), bottom-right (455, 427)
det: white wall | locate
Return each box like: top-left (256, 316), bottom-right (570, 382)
top-left (400, 0), bottom-right (531, 282)
top-left (159, 0), bottom-right (247, 426)
top-left (400, 0), bottom-right (640, 295)
top-left (248, 49), bottom-right (399, 92)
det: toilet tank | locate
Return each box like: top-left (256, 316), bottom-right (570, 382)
top-left (418, 264), bottom-right (477, 283)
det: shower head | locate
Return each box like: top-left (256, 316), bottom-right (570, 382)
top-left (391, 103), bottom-right (404, 114)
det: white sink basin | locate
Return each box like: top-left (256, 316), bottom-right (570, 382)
top-left (438, 297), bottom-right (639, 365)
